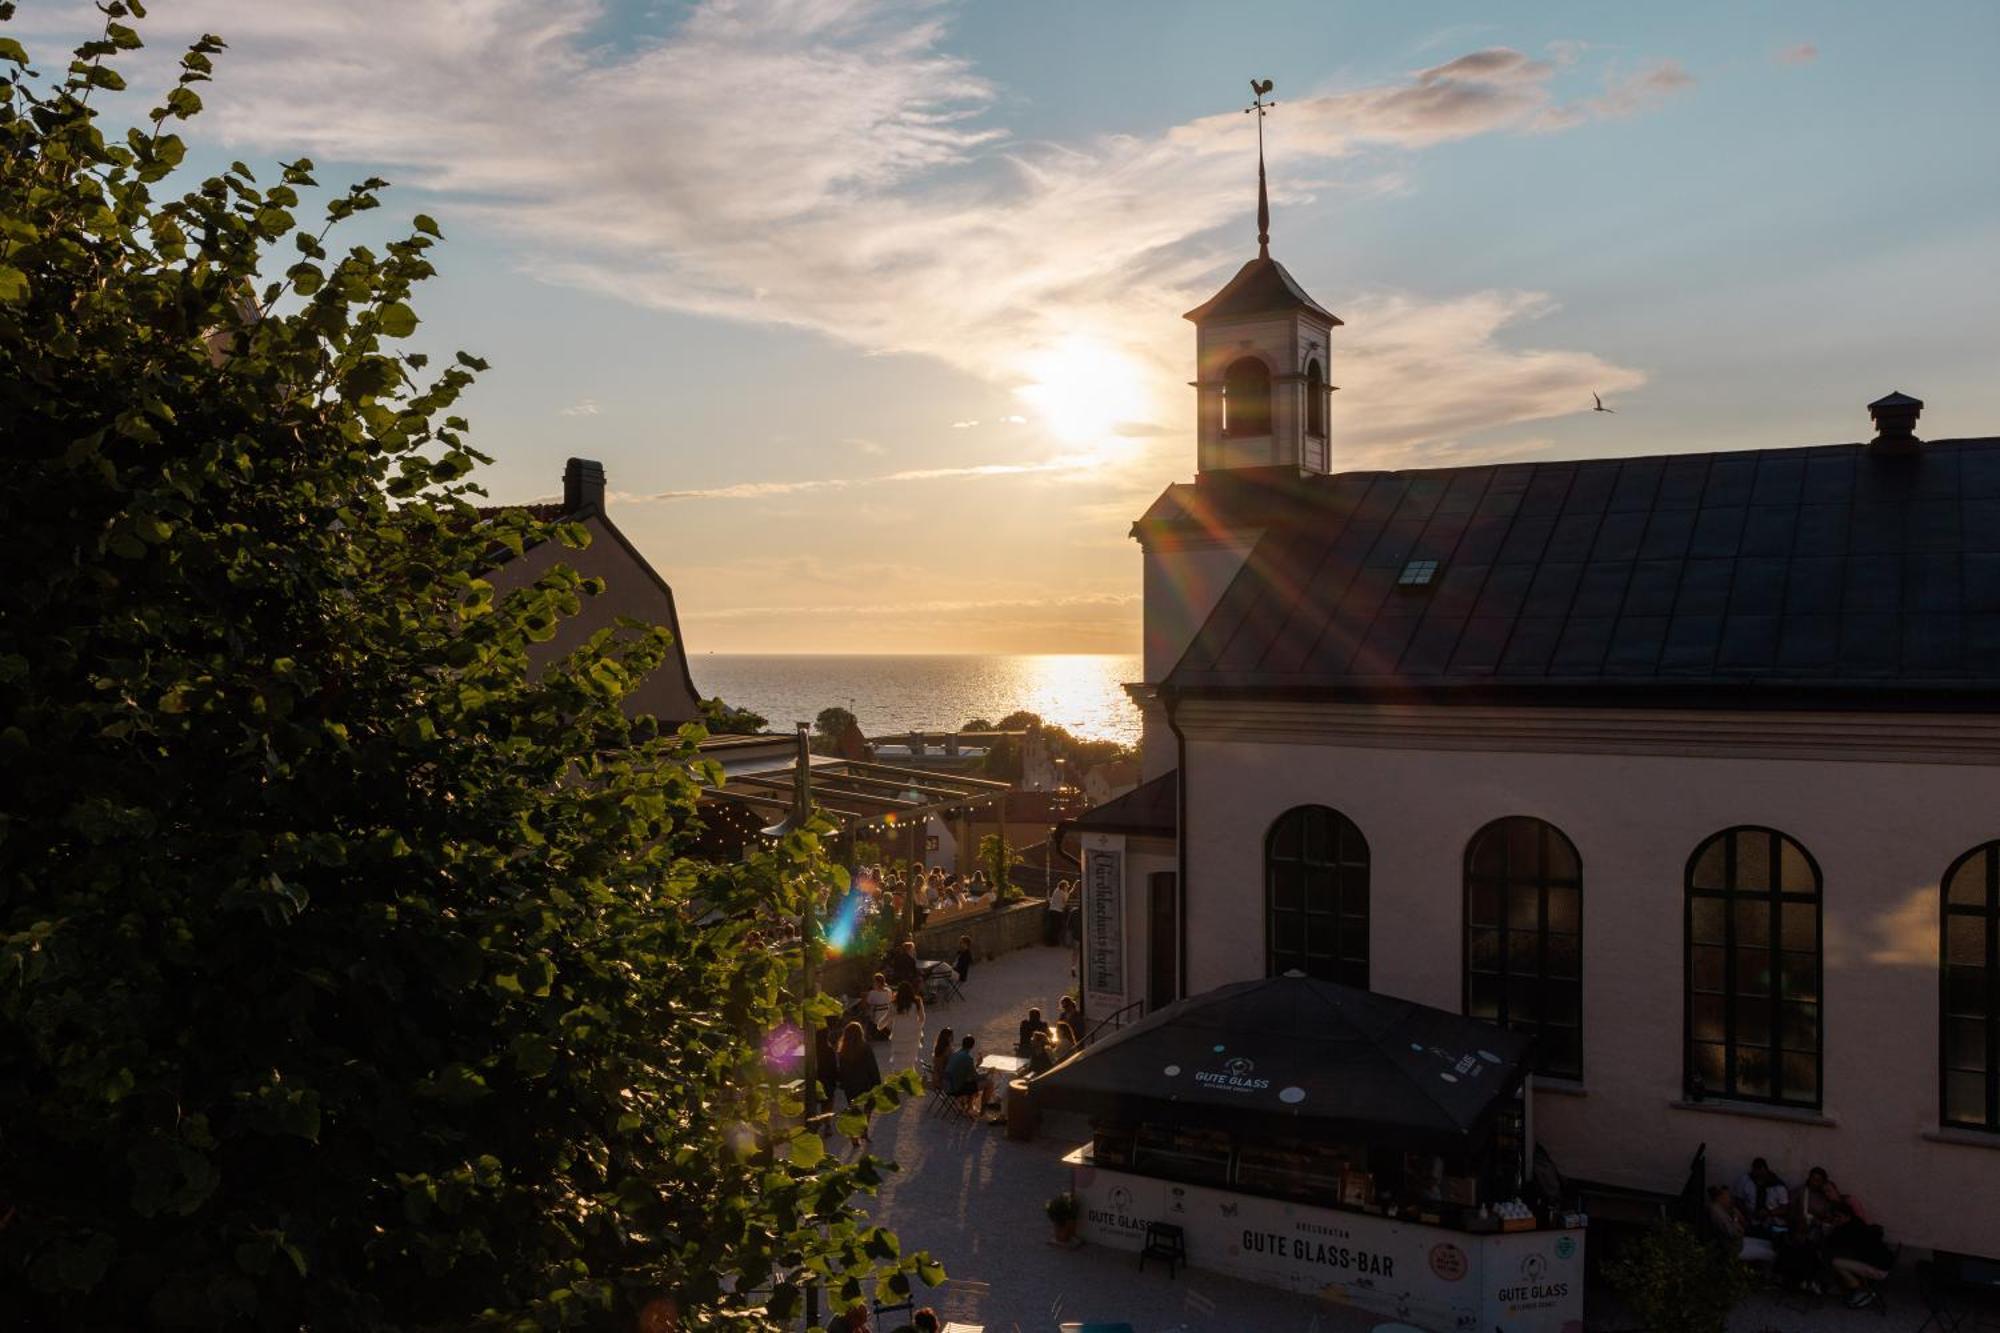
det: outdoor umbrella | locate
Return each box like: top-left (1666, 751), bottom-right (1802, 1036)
top-left (1032, 973), bottom-right (1534, 1148)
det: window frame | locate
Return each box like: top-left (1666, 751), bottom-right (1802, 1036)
top-left (1941, 841), bottom-right (2000, 1133)
top-left (1682, 825), bottom-right (1824, 1110)
top-left (1222, 356), bottom-right (1273, 438)
top-left (1463, 816), bottom-right (1584, 1081)
top-left (1264, 805), bottom-right (1370, 989)
top-left (1304, 358), bottom-right (1327, 438)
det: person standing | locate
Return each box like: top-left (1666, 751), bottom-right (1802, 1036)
top-left (1044, 877), bottom-right (1069, 945)
top-left (836, 1020), bottom-right (882, 1154)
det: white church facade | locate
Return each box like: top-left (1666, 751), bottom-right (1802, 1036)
top-left (1070, 228), bottom-right (2000, 1256)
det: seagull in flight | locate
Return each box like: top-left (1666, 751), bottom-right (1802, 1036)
top-left (1593, 393), bottom-right (1615, 414)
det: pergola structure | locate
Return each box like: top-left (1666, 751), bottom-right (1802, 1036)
top-left (702, 757), bottom-right (1012, 850)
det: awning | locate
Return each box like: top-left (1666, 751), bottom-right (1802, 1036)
top-left (1033, 974), bottom-right (1534, 1149)
top-left (701, 758), bottom-right (1012, 838)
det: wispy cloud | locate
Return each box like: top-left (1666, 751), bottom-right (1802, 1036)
top-left (950, 419), bottom-right (979, 429)
top-left (622, 452), bottom-right (1096, 501)
top-left (86, 2), bottom-right (1689, 472)
top-left (559, 397), bottom-right (600, 416)
top-left (1777, 42), bottom-right (1819, 66)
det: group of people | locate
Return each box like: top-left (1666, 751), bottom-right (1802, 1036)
top-left (1707, 1156), bottom-right (1897, 1308)
top-left (861, 863), bottom-right (997, 930)
top-left (1016, 998), bottom-right (1080, 1075)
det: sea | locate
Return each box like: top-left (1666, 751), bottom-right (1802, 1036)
top-left (689, 654), bottom-right (1143, 748)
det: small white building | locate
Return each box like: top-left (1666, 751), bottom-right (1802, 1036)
top-left (1071, 233), bottom-right (2000, 1257)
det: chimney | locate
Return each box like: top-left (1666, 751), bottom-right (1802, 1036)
top-left (1867, 391), bottom-right (1923, 455)
top-left (563, 457), bottom-right (607, 513)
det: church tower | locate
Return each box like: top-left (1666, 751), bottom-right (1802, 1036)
top-left (1183, 84), bottom-right (1340, 476)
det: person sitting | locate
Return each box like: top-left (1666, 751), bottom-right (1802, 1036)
top-left (952, 935), bottom-right (974, 984)
top-left (1026, 1028), bottom-right (1055, 1076)
top-left (886, 939), bottom-right (921, 989)
top-left (943, 1033), bottom-right (997, 1111)
top-left (862, 973), bottom-right (895, 1040)
top-left (1706, 1184), bottom-right (1776, 1265)
top-left (1052, 1019), bottom-right (1078, 1060)
top-left (1017, 1006), bottom-right (1045, 1056)
top-left (1800, 1167), bottom-right (1892, 1308)
top-left (912, 1310), bottom-right (941, 1333)
top-left (929, 1026), bottom-right (955, 1091)
top-left (1057, 994), bottom-right (1080, 1032)
top-left (1732, 1157), bottom-right (1790, 1238)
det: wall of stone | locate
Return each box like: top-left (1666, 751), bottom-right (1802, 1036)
top-left (817, 899), bottom-right (1051, 998)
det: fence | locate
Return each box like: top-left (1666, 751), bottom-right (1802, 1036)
top-left (818, 898), bottom-right (1048, 997)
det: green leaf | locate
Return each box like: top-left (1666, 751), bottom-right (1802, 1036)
top-left (0, 266), bottom-right (28, 303)
top-left (377, 301), bottom-right (418, 337)
top-left (788, 1131), bottom-right (825, 1168)
top-left (413, 213), bottom-right (441, 237)
top-left (0, 37), bottom-right (27, 65)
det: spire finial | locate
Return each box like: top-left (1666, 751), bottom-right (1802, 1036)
top-left (1245, 78), bottom-right (1276, 257)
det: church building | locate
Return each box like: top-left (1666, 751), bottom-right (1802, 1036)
top-left (1069, 171), bottom-right (2000, 1257)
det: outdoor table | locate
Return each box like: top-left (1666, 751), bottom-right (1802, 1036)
top-left (979, 1054), bottom-right (1028, 1079)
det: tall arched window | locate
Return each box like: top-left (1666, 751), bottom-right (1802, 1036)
top-left (1223, 357), bottom-right (1272, 437)
top-left (1266, 806), bottom-right (1369, 988)
top-left (1685, 827), bottom-right (1822, 1108)
top-left (1305, 359), bottom-right (1327, 438)
top-left (1465, 817), bottom-right (1583, 1080)
top-left (1943, 842), bottom-right (2000, 1132)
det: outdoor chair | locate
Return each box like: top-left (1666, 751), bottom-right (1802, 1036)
top-left (1139, 1220), bottom-right (1186, 1279)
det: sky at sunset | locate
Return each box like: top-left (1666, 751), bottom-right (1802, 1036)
top-left (28, 1), bottom-right (2000, 652)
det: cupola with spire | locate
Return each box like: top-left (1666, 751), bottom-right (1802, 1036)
top-left (1184, 78), bottom-right (1342, 477)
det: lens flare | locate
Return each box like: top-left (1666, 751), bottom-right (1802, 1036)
top-left (823, 888), bottom-right (869, 956)
top-left (763, 1022), bottom-right (805, 1075)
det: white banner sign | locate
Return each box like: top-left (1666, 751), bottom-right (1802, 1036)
top-left (1069, 1155), bottom-right (1583, 1333)
top-left (1084, 848), bottom-right (1124, 1007)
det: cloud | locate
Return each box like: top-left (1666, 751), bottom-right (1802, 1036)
top-left (623, 451), bottom-right (1096, 501)
top-left (559, 397), bottom-right (600, 416)
top-left (950, 419), bottom-right (979, 429)
top-left (86, 3), bottom-right (1688, 473)
top-left (844, 436), bottom-right (887, 455)
top-left (1777, 42), bottom-right (1819, 65)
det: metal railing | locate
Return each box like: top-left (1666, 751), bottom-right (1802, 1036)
top-left (1081, 998), bottom-right (1144, 1048)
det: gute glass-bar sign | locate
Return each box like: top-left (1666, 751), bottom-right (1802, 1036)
top-left (1085, 849), bottom-right (1123, 1001)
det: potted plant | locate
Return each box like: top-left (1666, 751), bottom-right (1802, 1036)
top-left (1604, 1221), bottom-right (1755, 1333)
top-left (1045, 1190), bottom-right (1082, 1246)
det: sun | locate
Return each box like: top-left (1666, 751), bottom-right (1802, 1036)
top-left (1015, 335), bottom-right (1154, 447)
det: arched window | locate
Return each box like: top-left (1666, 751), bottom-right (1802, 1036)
top-left (1222, 357), bottom-right (1272, 437)
top-left (1943, 842), bottom-right (2000, 1132)
top-left (1685, 827), bottom-right (1822, 1108)
top-left (1465, 817), bottom-right (1583, 1080)
top-left (1266, 805), bottom-right (1369, 988)
top-left (1305, 359), bottom-right (1327, 438)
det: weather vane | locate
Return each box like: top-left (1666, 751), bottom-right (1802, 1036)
top-left (1245, 78), bottom-right (1275, 257)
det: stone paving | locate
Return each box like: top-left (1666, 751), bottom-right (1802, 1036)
top-left (848, 942), bottom-right (1942, 1333)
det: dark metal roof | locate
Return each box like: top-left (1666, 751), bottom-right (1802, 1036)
top-left (1068, 770), bottom-right (1177, 838)
top-left (1181, 254), bottom-right (1341, 325)
top-left (1165, 437), bottom-right (2000, 708)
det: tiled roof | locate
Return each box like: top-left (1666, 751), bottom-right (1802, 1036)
top-left (1181, 255), bottom-right (1341, 325)
top-left (1166, 438), bottom-right (2000, 707)
top-left (1068, 770), bottom-right (1177, 837)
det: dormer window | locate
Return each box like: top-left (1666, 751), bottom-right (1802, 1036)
top-left (1222, 357), bottom-right (1272, 437)
top-left (1398, 559), bottom-right (1441, 588)
top-left (1305, 359), bottom-right (1327, 438)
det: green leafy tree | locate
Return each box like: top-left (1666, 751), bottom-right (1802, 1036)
top-left (812, 705), bottom-right (861, 757)
top-left (0, 10), bottom-right (932, 1327)
top-left (1603, 1222), bottom-right (1755, 1333)
top-left (699, 695), bottom-right (769, 735)
top-left (978, 832), bottom-right (1023, 904)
